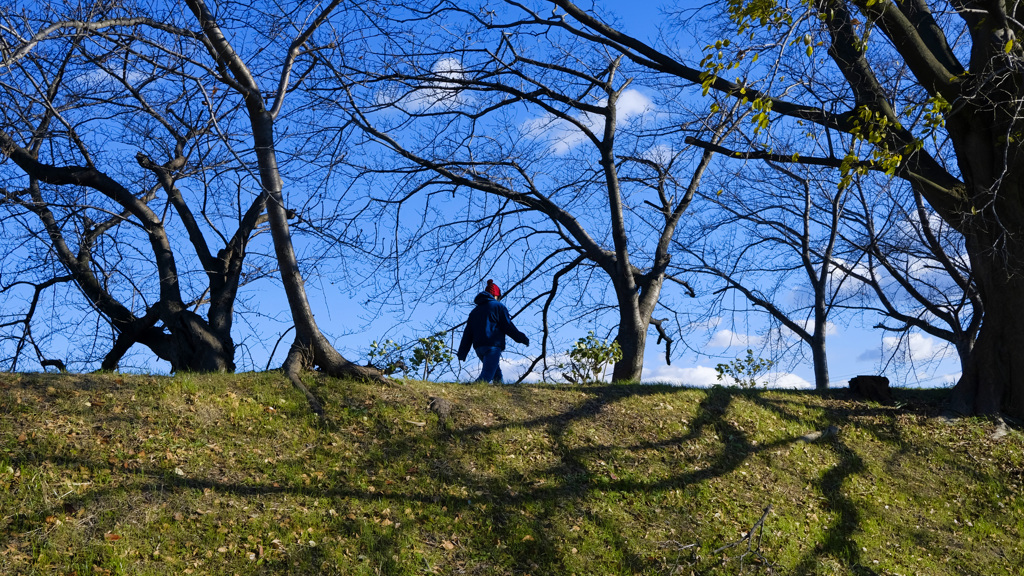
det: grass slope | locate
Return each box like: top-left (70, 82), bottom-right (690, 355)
top-left (1, 372), bottom-right (1022, 575)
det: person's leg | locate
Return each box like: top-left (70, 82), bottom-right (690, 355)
top-left (475, 347), bottom-right (501, 382)
top-left (492, 359), bottom-right (504, 384)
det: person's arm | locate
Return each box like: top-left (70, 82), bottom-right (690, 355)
top-left (457, 321), bottom-right (473, 361)
top-left (497, 304), bottom-right (529, 346)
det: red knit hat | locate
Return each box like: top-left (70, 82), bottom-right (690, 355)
top-left (485, 279), bottom-right (501, 298)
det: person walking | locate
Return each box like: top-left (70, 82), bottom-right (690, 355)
top-left (456, 279), bottom-right (529, 383)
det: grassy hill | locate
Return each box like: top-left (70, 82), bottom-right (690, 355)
top-left (1, 372), bottom-right (1022, 575)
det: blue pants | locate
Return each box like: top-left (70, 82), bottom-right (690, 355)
top-left (474, 346), bottom-right (503, 384)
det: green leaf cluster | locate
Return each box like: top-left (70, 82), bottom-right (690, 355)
top-left (560, 331), bottom-right (623, 385)
top-left (367, 339), bottom-right (407, 377)
top-left (715, 348), bottom-right (775, 388)
top-left (410, 332), bottom-right (453, 381)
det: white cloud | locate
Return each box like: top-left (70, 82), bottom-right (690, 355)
top-left (375, 57), bottom-right (471, 113)
top-left (858, 332), bottom-right (954, 366)
top-left (708, 329), bottom-right (762, 348)
top-left (469, 353), bottom-right (615, 384)
top-left (767, 372), bottom-right (814, 389)
top-left (829, 257), bottom-right (872, 284)
top-left (617, 89), bottom-right (654, 118)
top-left (856, 347), bottom-right (879, 363)
top-left (882, 332), bottom-right (951, 363)
top-left (643, 363), bottom-right (720, 387)
top-left (904, 255), bottom-right (936, 278)
top-left (642, 362), bottom-right (812, 389)
top-left (642, 143), bottom-right (677, 164)
top-left (521, 88), bottom-right (654, 155)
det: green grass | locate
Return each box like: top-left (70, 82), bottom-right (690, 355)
top-left (1, 372), bottom-right (1022, 575)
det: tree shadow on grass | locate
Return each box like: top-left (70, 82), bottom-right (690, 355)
top-left (2, 375), bottom-right (1018, 575)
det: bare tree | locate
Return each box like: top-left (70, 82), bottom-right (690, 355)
top-left (1, 0), bottom-right (385, 396)
top-left (0, 3), bottom-right (271, 371)
top-left (677, 158), bottom-right (858, 390)
top-left (837, 175), bottom-right (981, 377)
top-left (329, 3), bottom-right (734, 381)
top-left (178, 0), bottom-right (384, 392)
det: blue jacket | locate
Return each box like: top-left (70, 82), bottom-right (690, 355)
top-left (457, 292), bottom-right (528, 360)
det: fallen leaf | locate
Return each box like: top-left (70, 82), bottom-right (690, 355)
top-left (17, 433), bottom-right (27, 442)
top-left (104, 533), bottom-right (122, 541)
top-left (405, 420), bottom-right (427, 427)
top-left (522, 535), bottom-right (534, 542)
top-left (441, 540), bottom-right (455, 550)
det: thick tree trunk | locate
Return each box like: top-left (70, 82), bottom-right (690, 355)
top-left (810, 330), bottom-right (830, 391)
top-left (612, 315), bottom-right (649, 382)
top-left (942, 96), bottom-right (1024, 417)
top-left (101, 309), bottom-right (234, 372)
top-left (811, 296), bottom-right (830, 390)
top-left (948, 239), bottom-right (1024, 418)
top-left (160, 309), bottom-right (235, 372)
top-left (610, 274), bottom-right (663, 382)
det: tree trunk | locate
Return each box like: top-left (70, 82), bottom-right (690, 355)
top-left (101, 309), bottom-right (234, 372)
top-left (948, 236), bottom-right (1024, 417)
top-left (811, 295), bottom-right (830, 391)
top-left (810, 329), bottom-right (829, 391)
top-left (612, 315), bottom-right (648, 382)
top-left (160, 309), bottom-right (235, 372)
top-left (611, 274), bottom-right (663, 382)
top-left (250, 111), bottom-right (386, 388)
top-left (942, 100), bottom-right (1024, 417)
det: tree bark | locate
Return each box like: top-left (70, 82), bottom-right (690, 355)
top-left (948, 231), bottom-right (1024, 417)
top-left (611, 271), bottom-right (665, 382)
top-left (99, 309), bottom-right (234, 372)
top-left (613, 317), bottom-right (649, 382)
top-left (810, 328), bottom-right (830, 391)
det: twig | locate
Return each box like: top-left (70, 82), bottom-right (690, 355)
top-left (713, 505), bottom-right (776, 572)
top-left (658, 540), bottom-right (699, 575)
